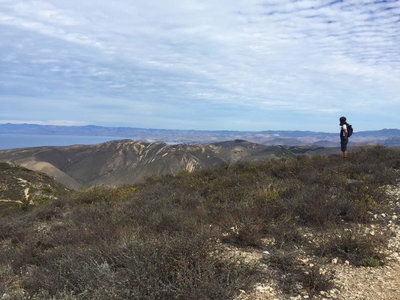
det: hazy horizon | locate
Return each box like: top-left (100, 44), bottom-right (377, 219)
top-left (1, 121), bottom-right (400, 134)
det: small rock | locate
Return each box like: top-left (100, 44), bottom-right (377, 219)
top-left (2, 294), bottom-right (11, 300)
top-left (392, 215), bottom-right (398, 220)
top-left (263, 250), bottom-right (270, 255)
top-left (344, 260), bottom-right (350, 265)
top-left (331, 258), bottom-right (338, 264)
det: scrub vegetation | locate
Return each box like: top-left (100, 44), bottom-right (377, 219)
top-left (0, 146), bottom-right (399, 298)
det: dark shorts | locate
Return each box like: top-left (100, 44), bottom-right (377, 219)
top-left (341, 138), bottom-right (348, 152)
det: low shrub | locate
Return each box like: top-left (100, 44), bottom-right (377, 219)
top-left (264, 252), bottom-right (335, 296)
top-left (264, 250), bottom-right (298, 273)
top-left (0, 162), bottom-right (11, 169)
top-left (316, 228), bottom-right (386, 266)
top-left (1, 146), bottom-right (399, 297)
top-left (301, 265), bottom-right (335, 297)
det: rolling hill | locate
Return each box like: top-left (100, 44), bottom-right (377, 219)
top-left (0, 139), bottom-right (338, 188)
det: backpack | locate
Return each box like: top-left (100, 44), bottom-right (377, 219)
top-left (347, 124), bottom-right (353, 137)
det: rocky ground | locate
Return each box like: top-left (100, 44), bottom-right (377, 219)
top-left (234, 184), bottom-right (400, 300)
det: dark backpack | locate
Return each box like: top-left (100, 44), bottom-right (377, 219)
top-left (347, 124), bottom-right (353, 137)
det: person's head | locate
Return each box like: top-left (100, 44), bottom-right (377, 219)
top-left (339, 116), bottom-right (347, 125)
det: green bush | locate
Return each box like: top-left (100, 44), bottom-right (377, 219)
top-left (0, 162), bottom-right (11, 169)
top-left (360, 257), bottom-right (380, 267)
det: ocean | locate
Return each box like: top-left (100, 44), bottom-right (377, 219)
top-left (0, 134), bottom-right (131, 150)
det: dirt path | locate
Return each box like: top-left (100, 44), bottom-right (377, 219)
top-left (331, 260), bottom-right (400, 300)
top-left (235, 242), bottom-right (400, 300)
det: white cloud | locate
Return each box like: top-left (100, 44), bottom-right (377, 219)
top-left (0, 0), bottom-right (399, 130)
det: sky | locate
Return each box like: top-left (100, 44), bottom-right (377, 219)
top-left (1, 0), bottom-right (399, 132)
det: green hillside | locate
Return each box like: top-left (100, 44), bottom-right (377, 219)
top-left (1, 146), bottom-right (399, 299)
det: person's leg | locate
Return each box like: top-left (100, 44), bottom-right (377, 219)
top-left (341, 139), bottom-right (348, 158)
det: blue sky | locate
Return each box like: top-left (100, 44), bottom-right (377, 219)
top-left (1, 0), bottom-right (399, 132)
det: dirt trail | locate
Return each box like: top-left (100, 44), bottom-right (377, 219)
top-left (331, 260), bottom-right (400, 300)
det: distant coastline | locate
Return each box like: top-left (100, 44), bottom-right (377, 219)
top-left (1, 123), bottom-right (400, 148)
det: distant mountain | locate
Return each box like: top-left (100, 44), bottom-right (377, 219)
top-left (384, 136), bottom-right (400, 146)
top-left (0, 139), bottom-right (337, 188)
top-left (311, 140), bottom-right (338, 147)
top-left (1, 123), bottom-right (400, 146)
top-left (355, 129), bottom-right (400, 137)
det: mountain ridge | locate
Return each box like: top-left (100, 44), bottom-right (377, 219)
top-left (0, 139), bottom-right (337, 188)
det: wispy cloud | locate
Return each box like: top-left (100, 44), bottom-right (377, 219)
top-left (0, 0), bottom-right (399, 131)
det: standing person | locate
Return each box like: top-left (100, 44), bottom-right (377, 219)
top-left (340, 116), bottom-right (349, 158)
